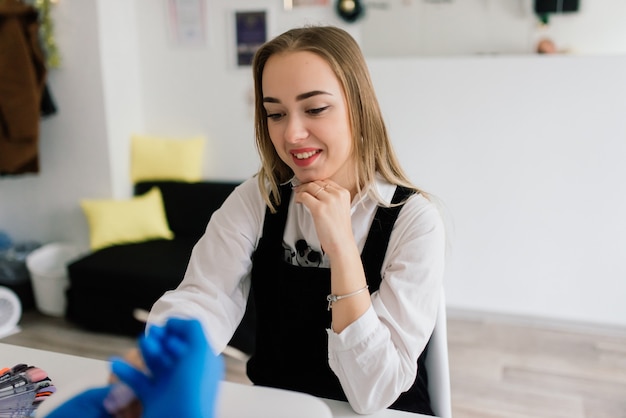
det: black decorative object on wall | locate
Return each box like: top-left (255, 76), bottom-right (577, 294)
top-left (534, 0), bottom-right (580, 14)
top-left (534, 0), bottom-right (579, 24)
top-left (336, 0), bottom-right (364, 23)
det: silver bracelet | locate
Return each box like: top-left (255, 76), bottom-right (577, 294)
top-left (326, 285), bottom-right (369, 311)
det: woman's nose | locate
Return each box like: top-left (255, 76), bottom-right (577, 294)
top-left (284, 115), bottom-right (308, 143)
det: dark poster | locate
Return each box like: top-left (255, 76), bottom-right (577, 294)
top-left (235, 11), bottom-right (267, 67)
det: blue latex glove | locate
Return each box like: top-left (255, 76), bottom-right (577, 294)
top-left (45, 386), bottom-right (113, 418)
top-left (111, 318), bottom-right (223, 418)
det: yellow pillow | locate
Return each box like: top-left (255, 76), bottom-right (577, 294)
top-left (130, 134), bottom-right (205, 183)
top-left (81, 187), bottom-right (174, 251)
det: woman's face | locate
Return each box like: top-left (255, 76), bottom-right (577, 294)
top-left (262, 51), bottom-right (355, 191)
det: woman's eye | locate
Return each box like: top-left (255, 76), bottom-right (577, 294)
top-left (266, 112), bottom-right (284, 121)
top-left (307, 106), bottom-right (329, 115)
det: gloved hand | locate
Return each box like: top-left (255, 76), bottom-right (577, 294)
top-left (44, 386), bottom-right (113, 418)
top-left (111, 318), bottom-right (223, 418)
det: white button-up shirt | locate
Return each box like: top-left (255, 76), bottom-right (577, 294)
top-left (148, 174), bottom-right (446, 414)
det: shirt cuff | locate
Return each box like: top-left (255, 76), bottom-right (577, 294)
top-left (327, 305), bottom-right (378, 352)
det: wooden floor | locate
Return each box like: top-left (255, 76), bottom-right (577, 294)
top-left (2, 308), bottom-right (625, 418)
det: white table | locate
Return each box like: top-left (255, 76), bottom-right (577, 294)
top-left (0, 343), bottom-right (430, 418)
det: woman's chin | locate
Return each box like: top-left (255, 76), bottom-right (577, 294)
top-left (294, 176), bottom-right (320, 185)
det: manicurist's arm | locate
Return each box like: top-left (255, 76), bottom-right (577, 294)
top-left (45, 318), bottom-right (223, 418)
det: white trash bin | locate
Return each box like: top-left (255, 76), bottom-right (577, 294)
top-left (26, 243), bottom-right (80, 317)
top-left (0, 286), bottom-right (22, 338)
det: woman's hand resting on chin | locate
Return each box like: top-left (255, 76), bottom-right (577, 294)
top-left (293, 179), bottom-right (355, 262)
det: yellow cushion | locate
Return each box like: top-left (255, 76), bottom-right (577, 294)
top-left (130, 134), bottom-right (205, 183)
top-left (81, 187), bottom-right (174, 251)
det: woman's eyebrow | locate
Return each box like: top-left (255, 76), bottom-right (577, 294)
top-left (263, 90), bottom-right (332, 103)
top-left (296, 90), bottom-right (332, 101)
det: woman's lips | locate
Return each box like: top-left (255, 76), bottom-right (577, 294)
top-left (291, 149), bottom-right (321, 167)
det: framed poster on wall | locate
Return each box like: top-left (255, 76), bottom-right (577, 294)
top-left (234, 10), bottom-right (267, 67)
top-left (167, 0), bottom-right (207, 47)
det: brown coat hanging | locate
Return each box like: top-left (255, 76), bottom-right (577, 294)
top-left (0, 0), bottom-right (47, 175)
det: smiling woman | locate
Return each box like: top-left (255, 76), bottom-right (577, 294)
top-left (129, 25), bottom-right (447, 417)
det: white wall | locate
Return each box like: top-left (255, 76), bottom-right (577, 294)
top-left (96, 1), bottom-right (144, 199)
top-left (361, 0), bottom-right (626, 56)
top-left (368, 55), bottom-right (626, 328)
top-left (0, 0), bottom-right (624, 328)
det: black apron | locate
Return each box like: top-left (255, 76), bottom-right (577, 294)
top-left (247, 184), bottom-right (433, 415)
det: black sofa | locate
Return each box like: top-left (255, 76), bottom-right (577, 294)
top-left (65, 180), bottom-right (256, 354)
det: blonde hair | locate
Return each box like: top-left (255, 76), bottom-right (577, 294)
top-left (252, 26), bottom-right (420, 212)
